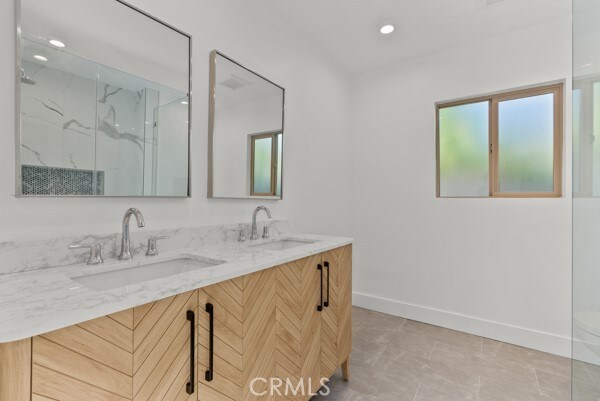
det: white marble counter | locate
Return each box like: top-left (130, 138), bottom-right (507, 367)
top-left (0, 233), bottom-right (352, 343)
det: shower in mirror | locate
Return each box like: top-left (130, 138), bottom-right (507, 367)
top-left (17, 0), bottom-right (191, 197)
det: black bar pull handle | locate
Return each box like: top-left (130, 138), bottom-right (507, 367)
top-left (205, 303), bottom-right (214, 382)
top-left (324, 261), bottom-right (330, 308)
top-left (317, 264), bottom-right (323, 312)
top-left (186, 310), bottom-right (195, 395)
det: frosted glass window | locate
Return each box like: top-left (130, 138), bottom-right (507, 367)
top-left (436, 83), bottom-right (562, 197)
top-left (438, 101), bottom-right (489, 197)
top-left (276, 133), bottom-right (282, 197)
top-left (498, 94), bottom-right (555, 193)
top-left (252, 136), bottom-right (273, 195)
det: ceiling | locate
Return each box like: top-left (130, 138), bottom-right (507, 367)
top-left (215, 53), bottom-right (283, 110)
top-left (261, 0), bottom-right (571, 74)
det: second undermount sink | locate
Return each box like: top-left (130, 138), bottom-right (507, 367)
top-left (249, 238), bottom-right (317, 251)
top-left (71, 255), bottom-right (224, 291)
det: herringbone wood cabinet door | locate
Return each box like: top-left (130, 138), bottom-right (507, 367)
top-left (320, 245), bottom-right (352, 381)
top-left (274, 254), bottom-right (322, 401)
top-left (198, 269), bottom-right (277, 401)
top-left (132, 290), bottom-right (198, 401)
top-left (32, 310), bottom-right (135, 401)
top-left (31, 290), bottom-right (199, 401)
top-left (335, 245), bottom-right (352, 367)
top-left (242, 268), bottom-right (277, 401)
top-left (198, 277), bottom-right (244, 401)
top-left (320, 250), bottom-right (339, 379)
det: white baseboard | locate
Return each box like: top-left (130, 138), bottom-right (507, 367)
top-left (353, 291), bottom-right (571, 358)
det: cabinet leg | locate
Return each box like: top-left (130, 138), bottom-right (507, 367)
top-left (342, 359), bottom-right (350, 381)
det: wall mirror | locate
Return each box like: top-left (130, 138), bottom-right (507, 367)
top-left (17, 0), bottom-right (191, 197)
top-left (208, 51), bottom-right (285, 199)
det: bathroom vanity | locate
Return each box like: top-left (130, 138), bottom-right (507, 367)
top-left (6, 0), bottom-right (352, 398)
top-left (0, 232), bottom-right (352, 401)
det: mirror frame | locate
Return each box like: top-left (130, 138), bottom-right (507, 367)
top-left (207, 50), bottom-right (286, 200)
top-left (14, 0), bottom-right (193, 198)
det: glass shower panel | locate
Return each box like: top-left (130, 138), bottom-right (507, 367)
top-left (142, 89), bottom-right (160, 196)
top-left (95, 65), bottom-right (147, 196)
top-left (154, 98), bottom-right (189, 196)
top-left (573, 0), bottom-right (600, 399)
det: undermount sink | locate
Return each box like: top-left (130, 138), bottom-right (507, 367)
top-left (71, 256), bottom-right (224, 291)
top-left (249, 238), bottom-right (317, 251)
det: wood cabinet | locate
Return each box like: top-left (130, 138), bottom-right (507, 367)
top-left (273, 245), bottom-right (352, 401)
top-left (322, 245), bottom-right (352, 378)
top-left (131, 290), bottom-right (198, 401)
top-left (29, 290), bottom-right (198, 401)
top-left (0, 245), bottom-right (351, 401)
top-left (197, 267), bottom-right (277, 401)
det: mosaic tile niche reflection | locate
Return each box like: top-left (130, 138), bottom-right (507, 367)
top-left (22, 165), bottom-right (105, 196)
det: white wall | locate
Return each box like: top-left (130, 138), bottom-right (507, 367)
top-left (0, 0), bottom-right (354, 240)
top-left (351, 17), bottom-right (573, 356)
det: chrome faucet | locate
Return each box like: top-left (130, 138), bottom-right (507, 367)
top-left (118, 208), bottom-right (145, 260)
top-left (250, 206), bottom-right (272, 240)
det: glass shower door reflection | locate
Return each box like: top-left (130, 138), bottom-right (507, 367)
top-left (573, 0), bottom-right (600, 399)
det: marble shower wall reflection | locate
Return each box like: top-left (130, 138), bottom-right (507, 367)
top-left (21, 60), bottom-right (96, 173)
top-left (20, 53), bottom-right (188, 196)
top-left (18, 0), bottom-right (191, 197)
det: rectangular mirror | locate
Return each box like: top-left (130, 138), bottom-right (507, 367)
top-left (17, 0), bottom-right (191, 197)
top-left (208, 51), bottom-right (285, 199)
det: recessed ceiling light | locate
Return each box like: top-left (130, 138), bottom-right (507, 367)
top-left (115, 123), bottom-right (120, 127)
top-left (181, 101), bottom-right (188, 105)
top-left (380, 24), bottom-right (395, 35)
top-left (33, 55), bottom-right (48, 62)
top-left (49, 39), bottom-right (65, 48)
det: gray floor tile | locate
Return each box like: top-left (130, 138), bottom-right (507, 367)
top-left (536, 369), bottom-right (571, 400)
top-left (478, 377), bottom-right (557, 401)
top-left (399, 320), bottom-right (483, 353)
top-left (321, 307), bottom-right (577, 401)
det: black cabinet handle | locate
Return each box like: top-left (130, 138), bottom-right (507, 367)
top-left (317, 264), bottom-right (323, 312)
top-left (324, 261), bottom-right (330, 308)
top-left (186, 310), bottom-right (195, 395)
top-left (205, 303), bottom-right (214, 382)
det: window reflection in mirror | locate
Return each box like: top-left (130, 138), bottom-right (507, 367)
top-left (250, 131), bottom-right (282, 197)
top-left (209, 52), bottom-right (285, 199)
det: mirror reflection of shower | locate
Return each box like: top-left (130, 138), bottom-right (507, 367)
top-left (19, 41), bottom-right (189, 197)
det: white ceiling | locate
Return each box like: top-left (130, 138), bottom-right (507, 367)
top-left (215, 53), bottom-right (283, 110)
top-left (261, 0), bottom-right (571, 74)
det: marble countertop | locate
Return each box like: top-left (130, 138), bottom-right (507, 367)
top-left (0, 233), bottom-right (352, 343)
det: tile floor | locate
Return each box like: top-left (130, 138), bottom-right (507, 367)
top-left (315, 307), bottom-right (600, 401)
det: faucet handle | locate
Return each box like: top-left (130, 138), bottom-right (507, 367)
top-left (262, 225), bottom-right (271, 239)
top-left (238, 227), bottom-right (248, 242)
top-left (146, 235), bottom-right (169, 257)
top-left (69, 243), bottom-right (103, 265)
